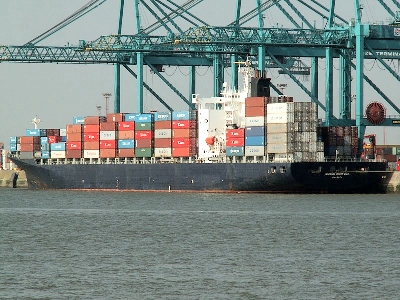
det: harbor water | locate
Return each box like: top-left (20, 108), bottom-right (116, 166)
top-left (1, 189), bottom-right (399, 299)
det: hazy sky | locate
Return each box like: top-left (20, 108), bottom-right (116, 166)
top-left (1, 0), bottom-right (400, 148)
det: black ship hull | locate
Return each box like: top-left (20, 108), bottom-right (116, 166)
top-left (11, 158), bottom-right (391, 193)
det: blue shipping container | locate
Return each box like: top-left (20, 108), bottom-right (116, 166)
top-left (172, 111), bottom-right (190, 120)
top-left (25, 129), bottom-right (40, 136)
top-left (118, 139), bottom-right (135, 149)
top-left (41, 143), bottom-right (50, 151)
top-left (50, 142), bottom-right (66, 151)
top-left (245, 136), bottom-right (265, 146)
top-left (10, 136), bottom-right (17, 144)
top-left (9, 143), bottom-right (17, 152)
top-left (245, 126), bottom-right (265, 137)
top-left (41, 137), bottom-right (48, 144)
top-left (154, 112), bottom-right (172, 121)
top-left (226, 147), bottom-right (245, 156)
top-left (41, 151), bottom-right (50, 159)
top-left (135, 113), bottom-right (154, 123)
top-left (73, 117), bottom-right (85, 124)
top-left (123, 113), bottom-right (138, 121)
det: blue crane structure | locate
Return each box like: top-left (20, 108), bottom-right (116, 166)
top-left (1, 0), bottom-right (400, 147)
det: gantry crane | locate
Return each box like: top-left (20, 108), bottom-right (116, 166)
top-left (1, 0), bottom-right (400, 149)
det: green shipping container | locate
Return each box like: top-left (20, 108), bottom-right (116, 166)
top-left (135, 147), bottom-right (153, 157)
top-left (135, 122), bottom-right (153, 131)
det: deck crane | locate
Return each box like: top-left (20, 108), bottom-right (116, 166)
top-left (1, 0), bottom-right (400, 151)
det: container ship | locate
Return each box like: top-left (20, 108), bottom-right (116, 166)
top-left (8, 65), bottom-right (392, 193)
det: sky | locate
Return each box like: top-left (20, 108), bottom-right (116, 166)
top-left (1, 0), bottom-right (400, 149)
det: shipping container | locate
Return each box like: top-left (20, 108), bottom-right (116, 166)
top-left (73, 116), bottom-right (85, 124)
top-left (117, 130), bottom-right (135, 140)
top-left (172, 128), bottom-right (197, 138)
top-left (66, 133), bottom-right (82, 142)
top-left (267, 132), bottom-right (295, 144)
top-left (172, 138), bottom-right (196, 148)
top-left (245, 116), bottom-right (265, 127)
top-left (83, 149), bottom-right (100, 158)
top-left (84, 116), bottom-right (106, 125)
top-left (20, 136), bottom-right (40, 144)
top-left (118, 148), bottom-right (135, 158)
top-left (172, 120), bottom-right (196, 129)
top-left (245, 146), bottom-right (265, 156)
top-left (100, 148), bottom-right (117, 158)
top-left (135, 122), bottom-right (153, 131)
top-left (267, 143), bottom-right (294, 153)
top-left (154, 129), bottom-right (172, 139)
top-left (245, 96), bottom-right (267, 107)
top-left (118, 121), bottom-right (135, 131)
top-left (83, 141), bottom-right (100, 150)
top-left (20, 143), bottom-right (41, 152)
top-left (66, 124), bottom-right (82, 134)
top-left (154, 120), bottom-right (172, 129)
top-left (118, 139), bottom-right (135, 149)
top-left (134, 113), bottom-right (154, 123)
top-left (245, 136), bottom-right (265, 146)
top-left (100, 131), bottom-right (116, 140)
top-left (154, 147), bottom-right (172, 157)
top-left (41, 150), bottom-right (50, 159)
top-left (135, 130), bottom-right (153, 139)
top-left (172, 147), bottom-right (196, 157)
top-left (154, 138), bottom-right (172, 148)
top-left (226, 138), bottom-right (245, 147)
top-left (50, 142), bottom-right (66, 151)
top-left (107, 113), bottom-right (124, 123)
top-left (100, 140), bottom-right (116, 149)
top-left (266, 113), bottom-right (294, 124)
top-left (135, 147), bottom-right (153, 157)
top-left (83, 132), bottom-right (100, 142)
top-left (25, 129), bottom-right (40, 136)
top-left (267, 102), bottom-right (294, 114)
top-left (100, 122), bottom-right (117, 131)
top-left (65, 149), bottom-right (82, 159)
top-left (245, 106), bottom-right (266, 117)
top-left (135, 139), bottom-right (153, 148)
top-left (51, 150), bottom-right (66, 159)
top-left (245, 126), bottom-right (265, 137)
top-left (83, 124), bottom-right (100, 133)
top-left (47, 136), bottom-right (61, 144)
top-left (226, 146), bottom-right (245, 156)
top-left (154, 112), bottom-right (172, 121)
top-left (226, 128), bottom-right (245, 138)
top-left (66, 141), bottom-right (82, 150)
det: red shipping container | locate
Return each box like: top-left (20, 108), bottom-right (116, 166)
top-left (135, 130), bottom-right (153, 139)
top-left (107, 113), bottom-right (124, 123)
top-left (100, 122), bottom-right (117, 131)
top-left (46, 129), bottom-right (60, 136)
top-left (154, 120), bottom-right (172, 129)
top-left (118, 148), bottom-right (135, 158)
top-left (83, 141), bottom-right (99, 150)
top-left (226, 128), bottom-right (245, 138)
top-left (84, 116), bottom-right (106, 125)
top-left (20, 136), bottom-right (39, 144)
top-left (100, 148), bottom-right (117, 158)
top-left (66, 124), bottom-right (82, 134)
top-left (171, 120), bottom-right (196, 129)
top-left (118, 121), bottom-right (135, 131)
top-left (245, 97), bottom-right (267, 107)
top-left (172, 147), bottom-right (196, 157)
top-left (66, 133), bottom-right (82, 142)
top-left (83, 132), bottom-right (100, 142)
top-left (172, 138), bottom-right (197, 148)
top-left (154, 138), bottom-right (172, 148)
top-left (226, 138), bottom-right (245, 147)
top-left (66, 141), bottom-right (82, 150)
top-left (83, 124), bottom-right (100, 133)
top-left (48, 136), bottom-right (61, 144)
top-left (20, 143), bottom-right (41, 152)
top-left (245, 106), bottom-right (266, 117)
top-left (100, 140), bottom-right (117, 149)
top-left (136, 139), bottom-right (153, 148)
top-left (66, 149), bottom-right (82, 159)
top-left (118, 130), bottom-right (135, 139)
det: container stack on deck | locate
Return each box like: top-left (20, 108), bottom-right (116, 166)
top-left (244, 96), bottom-right (268, 157)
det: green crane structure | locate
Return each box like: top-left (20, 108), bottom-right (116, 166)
top-left (1, 0), bottom-right (400, 145)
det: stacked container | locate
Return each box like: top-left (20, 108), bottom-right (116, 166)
top-left (134, 113), bottom-right (154, 158)
top-left (225, 128), bottom-right (245, 156)
top-left (117, 117), bottom-right (135, 158)
top-left (267, 102), bottom-right (323, 161)
top-left (154, 112), bottom-right (172, 157)
top-left (320, 126), bottom-right (358, 158)
top-left (66, 120), bottom-right (83, 159)
top-left (244, 97), bottom-right (268, 156)
top-left (83, 116), bottom-right (105, 159)
top-left (171, 111), bottom-right (197, 157)
top-left (18, 129), bottom-right (41, 159)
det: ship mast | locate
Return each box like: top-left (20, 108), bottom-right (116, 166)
top-left (31, 115), bottom-right (40, 129)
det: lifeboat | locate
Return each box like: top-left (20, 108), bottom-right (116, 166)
top-left (205, 136), bottom-right (215, 145)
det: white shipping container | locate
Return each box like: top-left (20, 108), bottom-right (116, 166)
top-left (274, 153), bottom-right (294, 162)
top-left (267, 123), bottom-right (295, 133)
top-left (245, 116), bottom-right (265, 127)
top-left (50, 150), bottom-right (66, 159)
top-left (245, 146), bottom-right (265, 156)
top-left (267, 143), bottom-right (294, 153)
top-left (293, 152), bottom-right (303, 161)
top-left (267, 102), bottom-right (294, 114)
top-left (316, 142), bottom-right (324, 152)
top-left (154, 129), bottom-right (172, 139)
top-left (309, 142), bottom-right (317, 152)
top-left (315, 151), bottom-right (325, 161)
top-left (60, 128), bottom-right (67, 136)
top-left (267, 133), bottom-right (294, 144)
top-left (266, 113), bottom-right (294, 124)
top-left (100, 131), bottom-right (116, 140)
top-left (83, 149), bottom-right (100, 158)
top-left (154, 148), bottom-right (172, 157)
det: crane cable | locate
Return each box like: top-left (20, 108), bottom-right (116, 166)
top-left (25, 0), bottom-right (108, 46)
